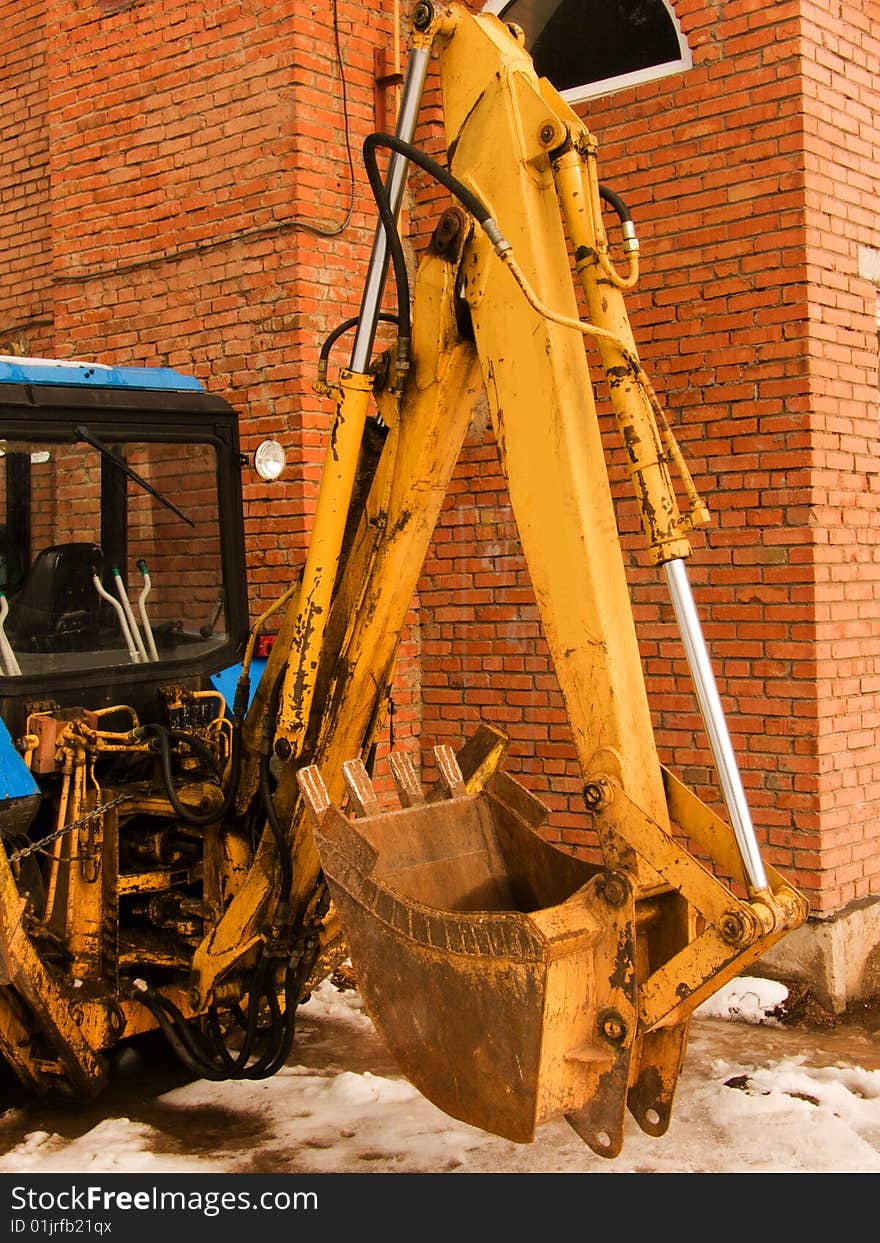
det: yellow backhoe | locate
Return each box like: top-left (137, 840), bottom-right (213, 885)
top-left (0, 3), bottom-right (805, 1158)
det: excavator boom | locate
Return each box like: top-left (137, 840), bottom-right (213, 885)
top-left (0, 3), bottom-right (805, 1158)
top-left (285, 3), bottom-right (806, 1155)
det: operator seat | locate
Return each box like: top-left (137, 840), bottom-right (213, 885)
top-left (5, 542), bottom-right (114, 653)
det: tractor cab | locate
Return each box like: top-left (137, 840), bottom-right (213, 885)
top-left (0, 356), bottom-right (249, 732)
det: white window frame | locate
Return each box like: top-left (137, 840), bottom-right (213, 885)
top-left (483, 0), bottom-right (692, 103)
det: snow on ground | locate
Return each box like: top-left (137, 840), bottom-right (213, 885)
top-left (1, 976), bottom-right (878, 1175)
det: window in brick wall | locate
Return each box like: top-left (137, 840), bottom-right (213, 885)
top-left (485, 0), bottom-right (691, 103)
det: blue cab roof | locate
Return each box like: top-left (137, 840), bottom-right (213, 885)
top-left (0, 356), bottom-right (204, 392)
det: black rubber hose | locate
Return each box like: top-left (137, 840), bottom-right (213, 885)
top-left (136, 942), bottom-right (313, 1083)
top-left (598, 183), bottom-right (633, 225)
top-left (361, 132), bottom-right (495, 376)
top-left (238, 947), bottom-right (316, 1081)
top-left (210, 959), bottom-right (270, 1067)
top-left (260, 751), bottom-right (293, 920)
top-left (232, 974), bottom-right (286, 1079)
top-left (135, 971), bottom-right (282, 1082)
top-left (319, 312), bottom-right (398, 372)
top-left (144, 990), bottom-right (211, 1066)
top-left (141, 722), bottom-right (242, 827)
top-left (207, 1006), bottom-right (250, 1071)
top-left (207, 959), bottom-right (275, 1071)
top-left (362, 138), bottom-right (413, 368)
top-left (257, 667), bottom-right (294, 917)
top-left (208, 937), bottom-right (324, 1083)
top-left (135, 988), bottom-right (232, 1081)
top-left (165, 728), bottom-right (222, 778)
top-left (364, 132), bottom-right (491, 225)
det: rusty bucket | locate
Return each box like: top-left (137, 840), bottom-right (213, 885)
top-left (297, 727), bottom-right (672, 1156)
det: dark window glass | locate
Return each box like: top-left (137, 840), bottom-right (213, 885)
top-left (498, 0), bottom-right (682, 93)
top-left (0, 437), bottom-right (227, 677)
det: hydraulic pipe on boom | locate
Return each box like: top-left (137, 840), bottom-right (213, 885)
top-left (664, 557), bottom-right (770, 894)
top-left (554, 136), bottom-right (769, 895)
top-left (348, 38), bottom-right (433, 376)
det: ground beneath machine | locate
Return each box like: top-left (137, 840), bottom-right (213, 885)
top-left (0, 977), bottom-right (878, 1174)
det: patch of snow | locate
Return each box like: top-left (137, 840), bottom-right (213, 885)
top-left (1, 975), bottom-right (878, 1174)
top-left (695, 975), bottom-right (789, 1024)
top-left (298, 977), bottom-right (373, 1031)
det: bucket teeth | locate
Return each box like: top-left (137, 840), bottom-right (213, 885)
top-left (388, 750), bottom-right (425, 807)
top-left (296, 763), bottom-right (330, 821)
top-left (432, 745), bottom-right (466, 798)
top-left (341, 758), bottom-right (380, 817)
top-left (304, 744), bottom-right (471, 823)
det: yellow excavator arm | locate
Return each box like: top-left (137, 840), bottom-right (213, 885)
top-left (0, 2), bottom-right (805, 1156)
top-left (198, 3), bottom-right (805, 1156)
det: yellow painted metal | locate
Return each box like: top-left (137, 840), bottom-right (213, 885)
top-left (0, 838), bottom-right (106, 1094)
top-left (188, 240), bottom-right (484, 1006)
top-left (553, 144), bottom-right (708, 564)
top-left (59, 746), bottom-right (108, 981)
top-left (273, 368), bottom-right (375, 759)
top-left (588, 771), bottom-right (808, 1028)
top-left (436, 9), bottom-right (669, 824)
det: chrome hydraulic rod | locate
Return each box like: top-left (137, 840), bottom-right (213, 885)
top-left (348, 42), bottom-right (432, 374)
top-left (663, 556), bottom-right (769, 894)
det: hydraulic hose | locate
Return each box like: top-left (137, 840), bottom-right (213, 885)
top-left (318, 312), bottom-right (398, 386)
top-left (135, 985), bottom-right (261, 1082)
top-left (597, 183), bottom-right (639, 270)
top-left (139, 721), bottom-right (242, 827)
top-left (364, 133), bottom-right (491, 224)
top-left (242, 957), bottom-right (305, 1078)
top-left (258, 666), bottom-right (294, 921)
top-left (363, 133), bottom-right (645, 369)
top-left (164, 728), bottom-right (223, 778)
top-left (362, 132), bottom-right (496, 376)
top-left (598, 183), bottom-right (632, 225)
top-left (260, 748), bottom-right (293, 919)
top-left (206, 958), bottom-right (274, 1072)
top-left (136, 991), bottom-right (229, 1081)
top-left (132, 940), bottom-right (317, 1082)
top-left (213, 970), bottom-right (285, 1079)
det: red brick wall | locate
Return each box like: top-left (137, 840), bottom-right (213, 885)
top-left (4, 1), bottom-right (879, 916)
top-left (0, 0), bottom-right (53, 355)
top-left (798, 1), bottom-right (880, 910)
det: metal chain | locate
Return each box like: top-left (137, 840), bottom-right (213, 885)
top-left (4, 794), bottom-right (132, 863)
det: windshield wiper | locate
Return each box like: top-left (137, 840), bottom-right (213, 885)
top-left (75, 425), bottom-right (195, 528)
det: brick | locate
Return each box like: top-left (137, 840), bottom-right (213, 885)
top-left (3, 0), bottom-right (879, 919)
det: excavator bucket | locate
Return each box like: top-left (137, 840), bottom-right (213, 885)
top-left (299, 730), bottom-right (661, 1155)
top-left (298, 753), bottom-right (626, 1148)
top-left (298, 725), bottom-right (806, 1157)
